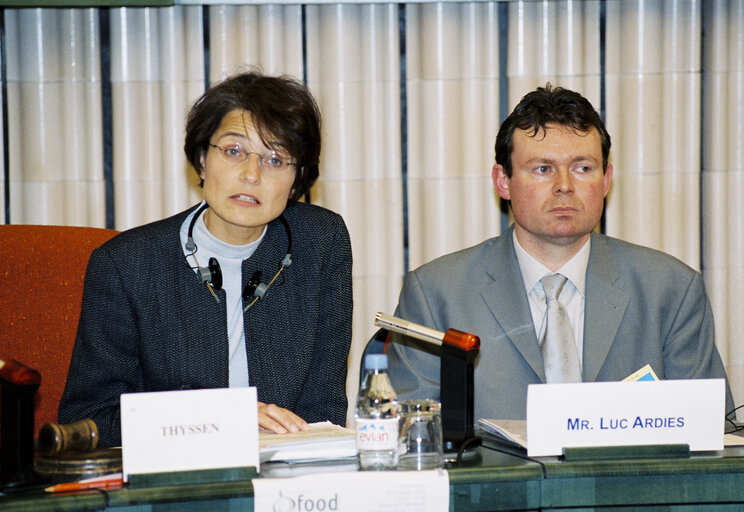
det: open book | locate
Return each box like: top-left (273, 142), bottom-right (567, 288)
top-left (259, 421), bottom-right (357, 463)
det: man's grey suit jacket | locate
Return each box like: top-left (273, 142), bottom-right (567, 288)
top-left (387, 225), bottom-right (734, 420)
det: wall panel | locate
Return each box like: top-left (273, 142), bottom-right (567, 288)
top-left (703, 0), bottom-right (744, 419)
top-left (109, 5), bottom-right (204, 230)
top-left (5, 8), bottom-right (105, 226)
top-left (406, 2), bottom-right (501, 270)
top-left (506, 0), bottom-right (601, 108)
top-left (305, 3), bottom-right (402, 422)
top-left (208, 4), bottom-right (303, 80)
top-left (605, 0), bottom-right (702, 268)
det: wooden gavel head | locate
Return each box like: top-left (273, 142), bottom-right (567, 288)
top-left (37, 418), bottom-right (99, 456)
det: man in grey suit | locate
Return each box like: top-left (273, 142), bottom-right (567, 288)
top-left (385, 84), bottom-right (734, 420)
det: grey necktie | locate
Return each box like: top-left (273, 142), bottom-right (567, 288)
top-left (540, 273), bottom-right (582, 383)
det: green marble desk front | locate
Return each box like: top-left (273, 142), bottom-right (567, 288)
top-left (3, 445), bottom-right (744, 511)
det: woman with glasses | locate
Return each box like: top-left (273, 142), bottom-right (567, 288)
top-left (59, 71), bottom-right (353, 447)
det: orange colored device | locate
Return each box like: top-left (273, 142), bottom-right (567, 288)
top-left (442, 329), bottom-right (480, 351)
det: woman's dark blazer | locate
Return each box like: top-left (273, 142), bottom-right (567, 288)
top-left (59, 202), bottom-right (353, 447)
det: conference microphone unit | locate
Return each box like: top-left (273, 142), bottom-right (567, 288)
top-left (373, 313), bottom-right (480, 454)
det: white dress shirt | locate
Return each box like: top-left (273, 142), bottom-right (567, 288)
top-left (512, 231), bottom-right (590, 372)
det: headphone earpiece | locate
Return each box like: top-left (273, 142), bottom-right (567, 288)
top-left (244, 271), bottom-right (263, 301)
top-left (241, 218), bottom-right (292, 311)
top-left (196, 257), bottom-right (223, 291)
top-left (186, 203), bottom-right (292, 309)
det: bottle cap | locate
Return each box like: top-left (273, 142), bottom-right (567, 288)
top-left (364, 353), bottom-right (388, 370)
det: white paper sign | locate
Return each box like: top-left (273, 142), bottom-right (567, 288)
top-left (253, 469), bottom-right (449, 512)
top-left (526, 379), bottom-right (725, 457)
top-left (121, 387), bottom-right (259, 480)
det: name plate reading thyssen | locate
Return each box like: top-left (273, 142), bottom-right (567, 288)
top-left (526, 379), bottom-right (725, 457)
top-left (121, 387), bottom-right (259, 480)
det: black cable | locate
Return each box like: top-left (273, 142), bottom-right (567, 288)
top-left (455, 435), bottom-right (482, 465)
top-left (478, 438), bottom-right (548, 479)
top-left (725, 404), bottom-right (744, 434)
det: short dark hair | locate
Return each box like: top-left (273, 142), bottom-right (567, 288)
top-left (184, 70), bottom-right (321, 203)
top-left (494, 84), bottom-right (611, 177)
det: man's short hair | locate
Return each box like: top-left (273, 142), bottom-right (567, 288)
top-left (494, 84), bottom-right (611, 177)
top-left (184, 70), bottom-right (321, 203)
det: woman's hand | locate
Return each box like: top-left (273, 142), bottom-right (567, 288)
top-left (258, 402), bottom-right (310, 434)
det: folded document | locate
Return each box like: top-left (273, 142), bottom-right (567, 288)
top-left (476, 419), bottom-right (528, 451)
top-left (259, 421), bottom-right (357, 463)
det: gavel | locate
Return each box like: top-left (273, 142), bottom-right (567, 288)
top-left (36, 418), bottom-right (99, 456)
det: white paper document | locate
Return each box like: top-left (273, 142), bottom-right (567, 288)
top-left (477, 419), bottom-right (528, 449)
top-left (724, 434), bottom-right (744, 446)
top-left (259, 421), bottom-right (356, 463)
top-left (253, 469), bottom-right (449, 512)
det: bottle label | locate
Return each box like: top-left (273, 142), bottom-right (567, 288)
top-left (355, 417), bottom-right (399, 451)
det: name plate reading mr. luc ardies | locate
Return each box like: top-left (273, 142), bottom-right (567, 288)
top-left (121, 387), bottom-right (259, 481)
top-left (526, 379), bottom-right (725, 457)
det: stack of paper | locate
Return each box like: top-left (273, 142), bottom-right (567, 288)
top-left (259, 422), bottom-right (357, 463)
top-left (476, 419), bottom-right (528, 451)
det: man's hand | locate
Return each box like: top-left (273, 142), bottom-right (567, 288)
top-left (258, 402), bottom-right (310, 434)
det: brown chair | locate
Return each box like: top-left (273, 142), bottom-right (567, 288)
top-left (0, 225), bottom-right (118, 436)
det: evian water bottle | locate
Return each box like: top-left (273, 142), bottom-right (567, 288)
top-left (355, 354), bottom-right (400, 470)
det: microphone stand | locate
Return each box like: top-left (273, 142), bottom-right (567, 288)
top-left (374, 313), bottom-right (481, 457)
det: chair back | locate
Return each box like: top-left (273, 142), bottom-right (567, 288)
top-left (0, 225), bottom-right (118, 435)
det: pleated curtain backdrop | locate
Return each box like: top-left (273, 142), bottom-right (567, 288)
top-left (2, 0), bottom-right (743, 424)
top-left (702, 0), bottom-right (744, 419)
top-left (304, 4), bottom-right (404, 406)
top-left (5, 8), bottom-right (107, 226)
